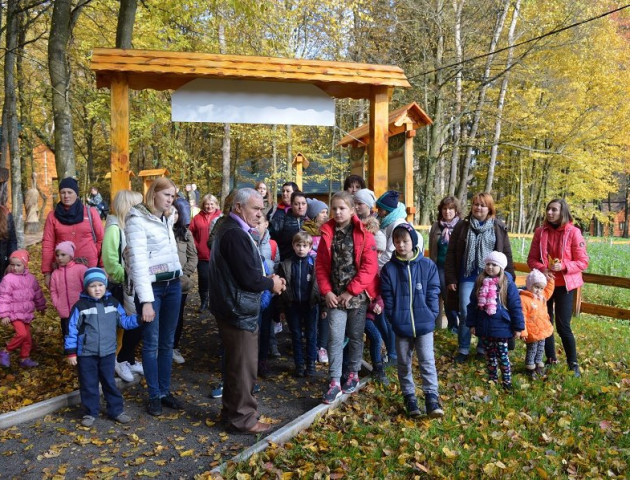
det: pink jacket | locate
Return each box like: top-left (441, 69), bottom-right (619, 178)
top-left (41, 206), bottom-right (104, 274)
top-left (0, 270), bottom-right (46, 323)
top-left (527, 222), bottom-right (588, 291)
top-left (50, 261), bottom-right (88, 318)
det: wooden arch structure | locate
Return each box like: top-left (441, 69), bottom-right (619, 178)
top-left (338, 101), bottom-right (432, 221)
top-left (90, 48), bottom-right (410, 198)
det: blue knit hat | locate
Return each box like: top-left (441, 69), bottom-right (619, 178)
top-left (376, 190), bottom-right (400, 212)
top-left (84, 267), bottom-right (108, 289)
top-left (392, 222), bottom-right (423, 252)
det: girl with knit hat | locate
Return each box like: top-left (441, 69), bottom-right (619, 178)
top-left (466, 251), bottom-right (525, 391)
top-left (50, 241), bottom-right (88, 339)
top-left (519, 269), bottom-right (555, 379)
top-left (0, 250), bottom-right (46, 368)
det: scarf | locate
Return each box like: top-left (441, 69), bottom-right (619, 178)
top-left (463, 217), bottom-right (496, 277)
top-left (379, 203), bottom-right (407, 229)
top-left (439, 216), bottom-right (459, 244)
top-left (478, 277), bottom-right (499, 315)
top-left (54, 199), bottom-right (85, 225)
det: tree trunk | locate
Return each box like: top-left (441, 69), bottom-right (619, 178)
top-left (116, 0), bottom-right (137, 48)
top-left (217, 19), bottom-right (231, 203)
top-left (485, 0), bottom-right (520, 193)
top-left (449, 0), bottom-right (464, 197)
top-left (456, 0), bottom-right (510, 203)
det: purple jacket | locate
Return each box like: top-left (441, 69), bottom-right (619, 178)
top-left (0, 270), bottom-right (46, 323)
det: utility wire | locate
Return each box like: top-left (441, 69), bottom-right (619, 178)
top-left (408, 3), bottom-right (630, 79)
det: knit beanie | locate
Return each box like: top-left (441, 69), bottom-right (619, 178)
top-left (484, 251), bottom-right (508, 270)
top-left (84, 267), bottom-right (108, 289)
top-left (59, 177), bottom-right (80, 195)
top-left (55, 241), bottom-right (76, 258)
top-left (306, 198), bottom-right (328, 220)
top-left (374, 231), bottom-right (386, 252)
top-left (526, 268), bottom-right (547, 291)
top-left (392, 223), bottom-right (423, 252)
top-left (354, 189), bottom-right (376, 209)
top-left (10, 249), bottom-right (29, 268)
top-left (376, 190), bottom-right (400, 212)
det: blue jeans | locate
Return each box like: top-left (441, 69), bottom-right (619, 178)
top-left (137, 279), bottom-right (182, 399)
top-left (396, 332), bottom-right (439, 397)
top-left (458, 280), bottom-right (484, 355)
top-left (287, 302), bottom-right (318, 367)
top-left (365, 319), bottom-right (383, 364)
top-left (78, 353), bottom-right (123, 418)
top-left (375, 312), bottom-right (396, 361)
top-left (317, 305), bottom-right (328, 349)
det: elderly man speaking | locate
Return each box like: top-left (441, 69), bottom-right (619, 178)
top-left (208, 188), bottom-right (286, 434)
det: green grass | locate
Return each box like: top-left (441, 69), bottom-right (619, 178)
top-left (220, 316), bottom-right (630, 479)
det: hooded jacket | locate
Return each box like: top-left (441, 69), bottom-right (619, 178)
top-left (520, 278), bottom-right (555, 343)
top-left (381, 249), bottom-right (441, 338)
top-left (0, 270), bottom-right (46, 323)
top-left (527, 222), bottom-right (588, 291)
top-left (50, 261), bottom-right (88, 318)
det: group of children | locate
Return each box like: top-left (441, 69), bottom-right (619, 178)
top-left (0, 191), bottom-right (560, 426)
top-left (0, 241), bottom-right (143, 427)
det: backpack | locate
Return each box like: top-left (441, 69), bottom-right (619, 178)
top-left (97, 201), bottom-right (109, 220)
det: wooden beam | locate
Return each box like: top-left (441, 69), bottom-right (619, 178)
top-left (110, 73), bottom-right (130, 199)
top-left (404, 127), bottom-right (415, 222)
top-left (368, 86), bottom-right (390, 198)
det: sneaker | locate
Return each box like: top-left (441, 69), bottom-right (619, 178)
top-left (252, 383), bottom-right (261, 394)
top-left (545, 357), bottom-right (558, 366)
top-left (81, 415), bottom-right (96, 427)
top-left (373, 364), bottom-right (390, 386)
top-left (210, 383), bottom-right (223, 399)
top-left (425, 394), bottom-right (444, 418)
top-left (147, 397), bottom-right (162, 416)
top-left (534, 366), bottom-right (546, 378)
top-left (454, 353), bottom-right (469, 364)
top-left (341, 372), bottom-right (359, 394)
top-left (114, 412), bottom-right (131, 424)
top-left (269, 345), bottom-right (281, 358)
top-left (322, 382), bottom-right (342, 404)
top-left (0, 350), bottom-right (10, 367)
top-left (172, 349), bottom-right (185, 364)
top-left (405, 395), bottom-right (421, 417)
top-left (128, 361), bottom-right (144, 375)
top-left (115, 361), bottom-right (134, 382)
top-left (525, 366), bottom-right (537, 379)
top-left (161, 393), bottom-right (183, 410)
top-left (569, 363), bottom-right (581, 378)
top-left (317, 348), bottom-right (329, 364)
top-left (19, 357), bottom-right (38, 368)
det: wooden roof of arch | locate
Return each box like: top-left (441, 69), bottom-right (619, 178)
top-left (91, 48), bottom-right (411, 99)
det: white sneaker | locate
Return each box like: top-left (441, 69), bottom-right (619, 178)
top-left (172, 349), bottom-right (185, 364)
top-left (318, 348), bottom-right (329, 364)
top-left (115, 361), bottom-right (134, 382)
top-left (128, 361), bottom-right (144, 375)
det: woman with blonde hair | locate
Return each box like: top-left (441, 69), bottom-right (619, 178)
top-left (102, 189), bottom-right (144, 382)
top-left (126, 177), bottom-right (182, 416)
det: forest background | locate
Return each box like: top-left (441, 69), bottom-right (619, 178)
top-left (1, 0), bottom-right (630, 246)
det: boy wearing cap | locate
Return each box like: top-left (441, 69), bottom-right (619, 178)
top-left (65, 268), bottom-right (142, 427)
top-left (50, 241), bottom-right (87, 338)
top-left (380, 223), bottom-right (444, 418)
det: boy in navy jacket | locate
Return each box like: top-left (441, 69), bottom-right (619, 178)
top-left (380, 223), bottom-right (444, 418)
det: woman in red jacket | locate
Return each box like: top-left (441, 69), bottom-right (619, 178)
top-left (189, 194), bottom-right (220, 311)
top-left (527, 198), bottom-right (588, 377)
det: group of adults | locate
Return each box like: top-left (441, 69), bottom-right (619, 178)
top-left (8, 173), bottom-right (587, 434)
top-left (428, 193), bottom-right (587, 376)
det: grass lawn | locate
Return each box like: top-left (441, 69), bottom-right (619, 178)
top-left (223, 318), bottom-right (630, 479)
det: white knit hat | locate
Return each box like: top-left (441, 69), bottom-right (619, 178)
top-left (526, 269), bottom-right (547, 291)
top-left (354, 189), bottom-right (376, 209)
top-left (484, 251), bottom-right (508, 270)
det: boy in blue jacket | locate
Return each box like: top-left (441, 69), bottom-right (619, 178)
top-left (65, 268), bottom-right (142, 427)
top-left (381, 223), bottom-right (444, 418)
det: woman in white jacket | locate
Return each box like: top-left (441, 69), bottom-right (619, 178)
top-left (125, 177), bottom-right (182, 416)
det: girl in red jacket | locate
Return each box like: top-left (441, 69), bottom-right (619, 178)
top-left (527, 199), bottom-right (588, 377)
top-left (315, 191), bottom-right (378, 404)
top-left (50, 241), bottom-right (87, 339)
top-left (0, 250), bottom-right (46, 368)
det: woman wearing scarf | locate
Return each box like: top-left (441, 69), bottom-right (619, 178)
top-left (42, 177), bottom-right (104, 288)
top-left (428, 196), bottom-right (461, 333)
top-left (376, 190), bottom-right (408, 271)
top-left (444, 192), bottom-right (514, 363)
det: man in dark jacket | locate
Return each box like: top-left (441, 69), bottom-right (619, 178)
top-left (208, 188), bottom-right (285, 434)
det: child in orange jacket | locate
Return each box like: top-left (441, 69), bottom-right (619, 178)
top-left (520, 269), bottom-right (554, 379)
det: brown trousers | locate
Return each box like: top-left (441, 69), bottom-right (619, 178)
top-left (217, 317), bottom-right (259, 431)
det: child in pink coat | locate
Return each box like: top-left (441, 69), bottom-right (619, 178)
top-left (50, 241), bottom-right (87, 338)
top-left (0, 250), bottom-right (46, 368)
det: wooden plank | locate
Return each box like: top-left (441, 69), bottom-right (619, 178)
top-left (404, 129), bottom-right (414, 222)
top-left (580, 302), bottom-right (630, 320)
top-left (110, 73), bottom-right (130, 198)
top-left (582, 272), bottom-right (630, 289)
top-left (368, 86), bottom-right (390, 198)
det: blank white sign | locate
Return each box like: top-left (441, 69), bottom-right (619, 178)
top-left (171, 78), bottom-right (335, 126)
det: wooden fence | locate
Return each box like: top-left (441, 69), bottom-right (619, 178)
top-left (513, 262), bottom-right (630, 320)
